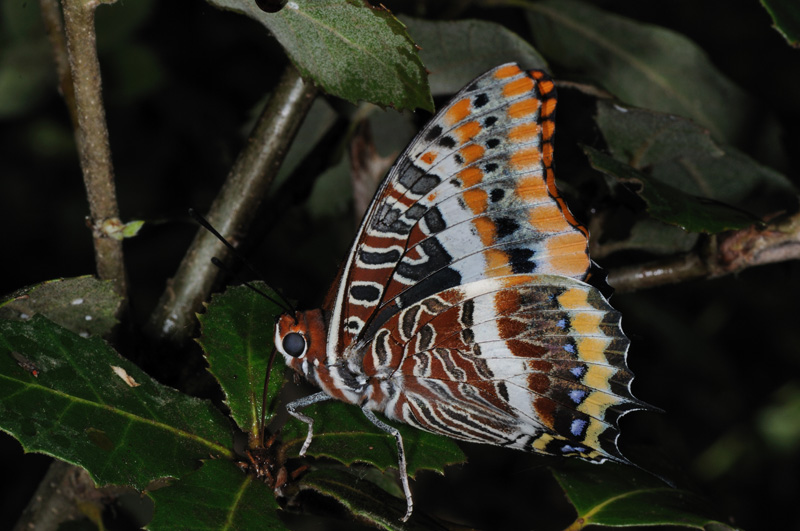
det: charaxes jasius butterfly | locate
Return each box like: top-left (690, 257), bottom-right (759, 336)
top-left (273, 63), bottom-right (649, 520)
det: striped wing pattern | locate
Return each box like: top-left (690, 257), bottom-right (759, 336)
top-left (360, 275), bottom-right (639, 462)
top-left (276, 63), bottom-right (646, 471)
top-left (327, 64), bottom-right (590, 363)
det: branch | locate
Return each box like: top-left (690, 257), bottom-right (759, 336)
top-left (147, 64), bottom-right (317, 345)
top-left (608, 208), bottom-right (800, 292)
top-left (60, 0), bottom-right (127, 300)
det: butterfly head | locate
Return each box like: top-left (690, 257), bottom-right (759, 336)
top-left (274, 310), bottom-right (327, 375)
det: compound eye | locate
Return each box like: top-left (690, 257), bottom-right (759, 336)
top-left (282, 332), bottom-right (306, 357)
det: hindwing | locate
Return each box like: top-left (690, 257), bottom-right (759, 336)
top-left (362, 275), bottom-right (642, 463)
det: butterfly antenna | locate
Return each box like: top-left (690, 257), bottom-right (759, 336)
top-left (189, 208), bottom-right (296, 315)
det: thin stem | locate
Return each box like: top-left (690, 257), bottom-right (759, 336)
top-left (147, 64), bottom-right (317, 345)
top-left (60, 0), bottom-right (127, 300)
top-left (608, 209), bottom-right (800, 292)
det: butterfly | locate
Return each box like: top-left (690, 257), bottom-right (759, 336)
top-left (273, 63), bottom-right (649, 521)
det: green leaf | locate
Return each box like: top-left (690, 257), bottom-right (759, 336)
top-left (0, 316), bottom-right (234, 490)
top-left (596, 100), bottom-right (797, 216)
top-left (400, 16), bottom-right (548, 96)
top-left (299, 468), bottom-right (441, 530)
top-left (282, 401), bottom-right (466, 477)
top-left (197, 283), bottom-right (286, 438)
top-left (596, 100), bottom-right (724, 168)
top-left (761, 0), bottom-right (800, 48)
top-left (584, 146), bottom-right (760, 233)
top-left (553, 461), bottom-right (730, 528)
top-left (147, 459), bottom-right (286, 530)
top-left (524, 0), bottom-right (756, 145)
top-left (206, 0), bottom-right (432, 112)
top-left (0, 276), bottom-right (122, 337)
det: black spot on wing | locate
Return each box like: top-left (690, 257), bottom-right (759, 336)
top-left (424, 124), bottom-right (443, 143)
top-left (360, 248), bottom-right (401, 265)
top-left (438, 136), bottom-right (457, 149)
top-left (496, 217), bottom-right (520, 238)
top-left (350, 284), bottom-right (381, 302)
top-left (508, 248), bottom-right (536, 274)
top-left (422, 207), bottom-right (446, 234)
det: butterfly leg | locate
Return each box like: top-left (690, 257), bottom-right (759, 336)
top-left (286, 392), bottom-right (332, 456)
top-left (361, 407), bottom-right (413, 522)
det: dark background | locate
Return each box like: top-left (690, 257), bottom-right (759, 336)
top-left (1, 0), bottom-right (799, 529)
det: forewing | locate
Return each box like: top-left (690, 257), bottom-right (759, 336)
top-left (362, 275), bottom-right (645, 463)
top-left (328, 63), bottom-right (590, 358)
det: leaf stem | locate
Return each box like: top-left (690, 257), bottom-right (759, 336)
top-left (608, 208), bottom-right (800, 292)
top-left (60, 0), bottom-right (127, 301)
top-left (147, 64), bottom-right (317, 345)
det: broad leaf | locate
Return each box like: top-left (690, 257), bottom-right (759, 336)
top-left (197, 283), bottom-right (286, 439)
top-left (553, 461), bottom-right (731, 529)
top-left (299, 467), bottom-right (443, 530)
top-left (596, 100), bottom-right (723, 168)
top-left (281, 401), bottom-right (466, 477)
top-left (584, 147), bottom-right (760, 234)
top-left (761, 0), bottom-right (800, 48)
top-left (596, 100), bottom-right (797, 217)
top-left (0, 316), bottom-right (233, 490)
top-left (401, 17), bottom-right (547, 96)
top-left (147, 459), bottom-right (285, 530)
top-left (0, 276), bottom-right (122, 337)
top-left (525, 0), bottom-right (756, 145)
top-left (207, 0), bottom-right (432, 112)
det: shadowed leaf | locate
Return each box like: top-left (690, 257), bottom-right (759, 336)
top-left (596, 100), bottom-right (797, 217)
top-left (401, 17), bottom-right (547, 96)
top-left (554, 461), bottom-right (732, 529)
top-left (760, 0), bottom-right (800, 47)
top-left (584, 147), bottom-right (761, 234)
top-left (147, 459), bottom-right (286, 530)
top-left (525, 0), bottom-right (756, 145)
top-left (282, 401), bottom-right (466, 477)
top-left (299, 467), bottom-right (443, 530)
top-left (0, 276), bottom-right (122, 337)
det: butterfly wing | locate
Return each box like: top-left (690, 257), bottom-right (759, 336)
top-left (327, 63), bottom-right (590, 362)
top-left (359, 274), bottom-right (642, 463)
top-left (317, 63), bottom-right (645, 461)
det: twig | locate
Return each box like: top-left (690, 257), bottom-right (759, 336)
top-left (147, 64), bottom-right (317, 345)
top-left (19, 2), bottom-right (128, 529)
top-left (608, 209), bottom-right (800, 292)
top-left (60, 0), bottom-right (127, 300)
